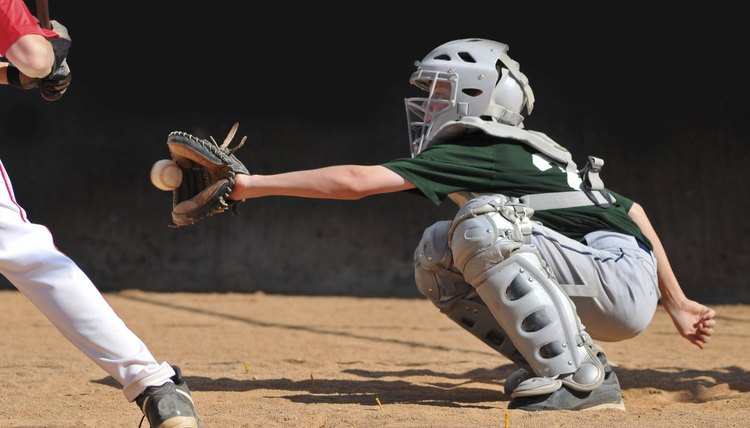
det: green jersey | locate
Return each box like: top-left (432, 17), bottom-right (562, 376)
top-left (382, 133), bottom-right (651, 248)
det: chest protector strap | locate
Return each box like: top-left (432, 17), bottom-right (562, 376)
top-left (436, 118), bottom-right (615, 210)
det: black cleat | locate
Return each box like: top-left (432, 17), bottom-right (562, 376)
top-left (136, 365), bottom-right (201, 428)
top-left (508, 351), bottom-right (625, 411)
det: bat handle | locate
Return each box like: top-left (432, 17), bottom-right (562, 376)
top-left (36, 0), bottom-right (51, 29)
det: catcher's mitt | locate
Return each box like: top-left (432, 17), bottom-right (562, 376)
top-left (166, 122), bottom-right (249, 227)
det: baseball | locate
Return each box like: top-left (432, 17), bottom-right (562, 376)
top-left (150, 159), bottom-right (182, 191)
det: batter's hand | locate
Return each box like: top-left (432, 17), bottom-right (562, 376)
top-left (666, 299), bottom-right (716, 349)
top-left (48, 20), bottom-right (72, 71)
top-left (39, 59), bottom-right (71, 101)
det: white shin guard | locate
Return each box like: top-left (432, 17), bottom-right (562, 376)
top-left (474, 249), bottom-right (602, 379)
top-left (450, 197), bottom-right (604, 397)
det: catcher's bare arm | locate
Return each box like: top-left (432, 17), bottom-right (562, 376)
top-left (627, 202), bottom-right (716, 349)
top-left (163, 122), bottom-right (412, 226)
top-left (229, 165), bottom-right (415, 200)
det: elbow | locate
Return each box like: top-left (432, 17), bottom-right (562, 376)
top-left (9, 38), bottom-right (54, 78)
top-left (338, 168), bottom-right (375, 200)
top-left (340, 180), bottom-right (369, 200)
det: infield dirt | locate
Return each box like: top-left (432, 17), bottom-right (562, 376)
top-left (0, 290), bottom-right (748, 427)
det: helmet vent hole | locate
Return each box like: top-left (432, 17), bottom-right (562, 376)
top-left (462, 88), bottom-right (483, 97)
top-left (434, 54), bottom-right (451, 61)
top-left (457, 52), bottom-right (476, 63)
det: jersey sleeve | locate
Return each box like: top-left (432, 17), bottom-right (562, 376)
top-left (607, 189), bottom-right (633, 212)
top-left (381, 156), bottom-right (457, 205)
top-left (381, 137), bottom-right (507, 205)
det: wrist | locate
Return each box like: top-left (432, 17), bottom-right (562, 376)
top-left (6, 65), bottom-right (22, 87)
top-left (659, 289), bottom-right (688, 312)
top-left (6, 66), bottom-right (39, 89)
top-left (230, 174), bottom-right (251, 200)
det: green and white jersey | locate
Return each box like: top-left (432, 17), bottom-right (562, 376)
top-left (382, 133), bottom-right (651, 248)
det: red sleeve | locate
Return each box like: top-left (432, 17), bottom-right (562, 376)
top-left (0, 0), bottom-right (58, 56)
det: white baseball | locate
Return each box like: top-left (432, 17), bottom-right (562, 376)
top-left (150, 159), bottom-right (183, 191)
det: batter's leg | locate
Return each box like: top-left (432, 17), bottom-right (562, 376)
top-left (0, 160), bottom-right (174, 402)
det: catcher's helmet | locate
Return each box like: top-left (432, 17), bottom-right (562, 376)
top-left (404, 38), bottom-right (535, 156)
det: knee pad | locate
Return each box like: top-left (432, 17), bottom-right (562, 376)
top-left (474, 249), bottom-right (604, 392)
top-left (414, 221), bottom-right (464, 309)
top-left (450, 210), bottom-right (525, 285)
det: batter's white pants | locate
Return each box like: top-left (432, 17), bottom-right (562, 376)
top-left (0, 159), bottom-right (174, 402)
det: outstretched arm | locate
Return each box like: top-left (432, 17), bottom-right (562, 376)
top-left (628, 202), bottom-right (716, 349)
top-left (229, 165), bottom-right (416, 201)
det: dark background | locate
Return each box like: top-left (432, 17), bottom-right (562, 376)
top-left (1, 3), bottom-right (747, 303)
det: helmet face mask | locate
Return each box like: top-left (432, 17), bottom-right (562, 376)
top-left (404, 38), bottom-right (535, 157)
top-left (404, 70), bottom-right (457, 157)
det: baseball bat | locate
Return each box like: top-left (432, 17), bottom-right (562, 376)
top-left (36, 0), bottom-right (51, 29)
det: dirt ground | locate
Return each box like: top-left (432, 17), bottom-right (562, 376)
top-left (0, 289), bottom-right (748, 428)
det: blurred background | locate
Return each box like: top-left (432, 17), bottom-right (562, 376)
top-left (1, 3), bottom-right (747, 302)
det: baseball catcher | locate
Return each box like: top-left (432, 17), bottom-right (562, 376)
top-left (166, 122), bottom-right (250, 227)
top-left (194, 38), bottom-right (716, 412)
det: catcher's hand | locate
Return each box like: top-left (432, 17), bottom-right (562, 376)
top-left (166, 122), bottom-right (249, 227)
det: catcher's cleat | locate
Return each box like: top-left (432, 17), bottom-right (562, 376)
top-left (504, 367), bottom-right (533, 397)
top-left (136, 365), bottom-right (201, 428)
top-left (507, 349), bottom-right (625, 411)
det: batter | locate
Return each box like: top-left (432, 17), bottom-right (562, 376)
top-left (1, 0), bottom-right (200, 426)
